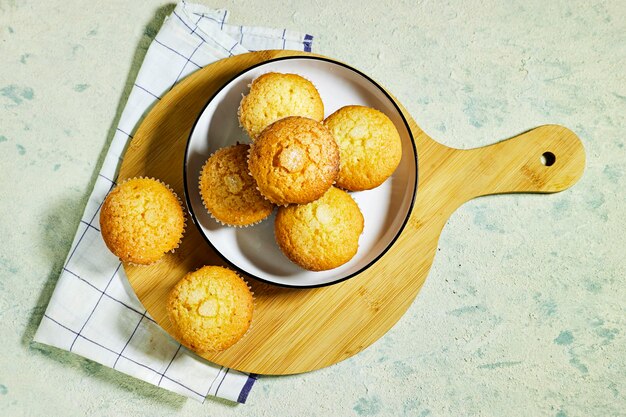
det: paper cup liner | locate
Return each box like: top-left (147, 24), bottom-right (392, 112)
top-left (237, 92), bottom-right (246, 130)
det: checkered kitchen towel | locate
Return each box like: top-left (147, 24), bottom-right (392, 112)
top-left (34, 1), bottom-right (314, 404)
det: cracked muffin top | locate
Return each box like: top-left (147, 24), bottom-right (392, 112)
top-left (248, 116), bottom-right (339, 206)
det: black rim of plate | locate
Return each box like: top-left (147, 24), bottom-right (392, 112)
top-left (183, 54), bottom-right (419, 289)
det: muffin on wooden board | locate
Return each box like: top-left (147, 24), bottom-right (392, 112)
top-left (167, 266), bottom-right (254, 353)
top-left (100, 177), bottom-right (185, 265)
top-left (274, 187), bottom-right (364, 271)
top-left (248, 116), bottom-right (339, 206)
top-left (199, 143), bottom-right (274, 226)
top-left (239, 72), bottom-right (324, 140)
top-left (324, 105), bottom-right (402, 191)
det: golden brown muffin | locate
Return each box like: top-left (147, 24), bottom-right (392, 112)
top-left (274, 187), bottom-right (364, 271)
top-left (199, 143), bottom-right (274, 226)
top-left (324, 105), bottom-right (402, 191)
top-left (239, 72), bottom-right (324, 140)
top-left (100, 178), bottom-right (185, 265)
top-left (167, 266), bottom-right (254, 353)
top-left (248, 116), bottom-right (340, 206)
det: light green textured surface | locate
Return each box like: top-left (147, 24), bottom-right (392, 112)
top-left (1, 0), bottom-right (625, 416)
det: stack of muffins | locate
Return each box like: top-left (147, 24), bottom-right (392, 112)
top-left (97, 71), bottom-right (402, 355)
top-left (200, 72), bottom-right (402, 271)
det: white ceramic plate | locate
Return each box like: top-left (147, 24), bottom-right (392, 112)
top-left (184, 57), bottom-right (417, 288)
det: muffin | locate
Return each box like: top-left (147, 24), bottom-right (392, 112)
top-left (167, 266), bottom-right (254, 353)
top-left (239, 72), bottom-right (324, 140)
top-left (199, 143), bottom-right (274, 226)
top-left (100, 177), bottom-right (185, 265)
top-left (274, 187), bottom-right (364, 271)
top-left (248, 116), bottom-right (340, 206)
top-left (324, 105), bottom-right (402, 191)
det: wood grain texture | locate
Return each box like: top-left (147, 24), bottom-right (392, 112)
top-left (118, 50), bottom-right (585, 375)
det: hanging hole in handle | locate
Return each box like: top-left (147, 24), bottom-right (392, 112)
top-left (541, 152), bottom-right (556, 166)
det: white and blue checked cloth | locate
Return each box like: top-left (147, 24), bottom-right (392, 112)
top-left (34, 1), bottom-right (314, 404)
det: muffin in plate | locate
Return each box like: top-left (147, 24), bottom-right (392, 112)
top-left (274, 187), bottom-right (364, 271)
top-left (199, 143), bottom-right (274, 226)
top-left (239, 72), bottom-right (324, 140)
top-left (324, 105), bottom-right (402, 191)
top-left (248, 116), bottom-right (339, 206)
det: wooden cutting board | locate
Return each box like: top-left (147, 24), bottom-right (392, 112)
top-left (119, 50), bottom-right (585, 375)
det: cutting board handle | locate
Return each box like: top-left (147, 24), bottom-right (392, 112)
top-left (449, 124), bottom-right (586, 202)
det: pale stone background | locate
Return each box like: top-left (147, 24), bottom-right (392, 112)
top-left (1, 0), bottom-right (624, 416)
